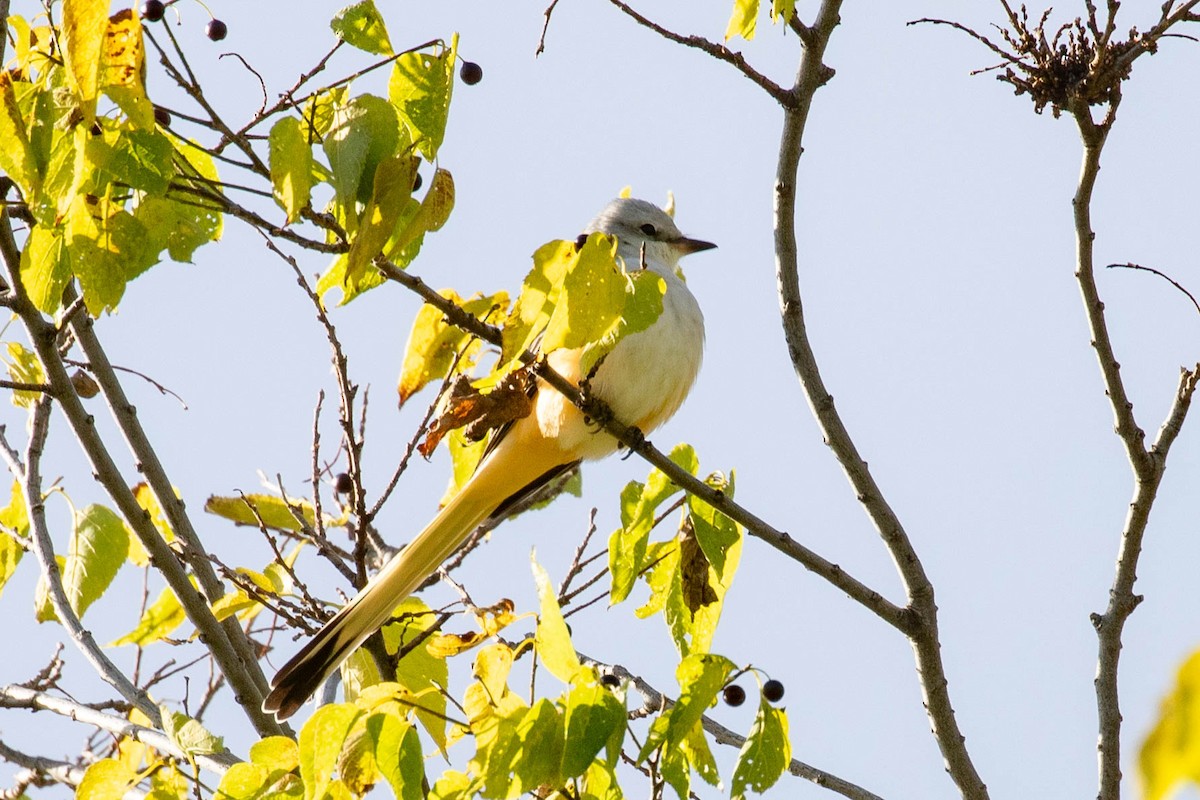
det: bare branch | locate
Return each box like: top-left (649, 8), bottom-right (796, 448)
top-left (603, 0), bottom-right (795, 106)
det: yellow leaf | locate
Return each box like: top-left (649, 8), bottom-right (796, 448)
top-left (344, 154), bottom-right (416, 285)
top-left (62, 0), bottom-right (112, 122)
top-left (1141, 649), bottom-right (1200, 800)
top-left (101, 9), bottom-right (151, 129)
top-left (532, 555), bottom-right (581, 684)
top-left (725, 0), bottom-right (760, 41)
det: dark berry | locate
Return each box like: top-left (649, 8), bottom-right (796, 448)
top-left (153, 106), bottom-right (171, 127)
top-left (600, 673), bottom-right (620, 689)
top-left (333, 473), bottom-right (354, 495)
top-left (412, 172), bottom-right (422, 192)
top-left (722, 684), bottom-right (746, 707)
top-left (206, 19), bottom-right (227, 41)
top-left (459, 61), bottom-right (483, 86)
top-left (140, 0), bottom-right (165, 21)
top-left (762, 679), bottom-right (785, 703)
top-left (70, 370), bottom-right (99, 399)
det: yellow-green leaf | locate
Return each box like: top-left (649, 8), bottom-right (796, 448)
top-left (561, 679), bottom-right (626, 776)
top-left (269, 117), bottom-right (314, 223)
top-left (109, 581), bottom-right (190, 646)
top-left (609, 443), bottom-right (698, 604)
top-left (126, 482), bottom-right (176, 568)
top-left (34, 554), bottom-right (66, 623)
top-left (726, 0), bottom-right (760, 41)
top-left (397, 289), bottom-right (508, 406)
top-left (250, 736), bottom-right (300, 772)
top-left (343, 153), bottom-right (416, 285)
top-left (731, 697), bottom-right (790, 798)
top-left (388, 167), bottom-right (454, 257)
top-left (62, 504), bottom-right (129, 619)
top-left (367, 713), bottom-right (423, 800)
top-left (388, 37), bottom-right (456, 161)
top-left (162, 708), bottom-right (224, 761)
top-left (532, 556), bottom-right (581, 684)
top-left (5, 342), bottom-right (45, 409)
top-left (330, 0), bottom-right (393, 55)
top-left (384, 598), bottom-right (451, 752)
top-left (0, 481), bottom-right (27, 599)
top-left (204, 492), bottom-right (342, 532)
top-left (299, 703), bottom-right (363, 800)
top-left (638, 653), bottom-right (735, 762)
top-left (0, 72), bottom-right (41, 199)
top-left (19, 225), bottom-right (71, 315)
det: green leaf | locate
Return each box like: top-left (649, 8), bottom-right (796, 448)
top-left (323, 93), bottom-right (402, 210)
top-left (204, 492), bottom-right (343, 532)
top-left (561, 680), bottom-right (626, 776)
top-left (725, 0), bottom-right (760, 41)
top-left (609, 443), bottom-right (698, 604)
top-left (269, 117), bottom-right (314, 223)
top-left (638, 653), bottom-right (735, 762)
top-left (731, 697), bottom-right (790, 798)
top-left (299, 703), bottom-right (362, 800)
top-left (5, 342), bottom-right (45, 409)
top-left (388, 37), bottom-right (456, 161)
top-left (76, 759), bottom-right (138, 800)
top-left (62, 504), bottom-right (129, 619)
top-left (162, 708), bottom-right (225, 765)
top-left (109, 580), bottom-right (191, 646)
top-left (85, 126), bottom-right (173, 195)
top-left (330, 0), bottom-right (393, 55)
top-left (19, 225), bottom-right (71, 314)
top-left (397, 289), bottom-right (509, 406)
top-left (533, 556), bottom-right (582, 683)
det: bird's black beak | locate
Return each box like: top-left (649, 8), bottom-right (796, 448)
top-left (673, 236), bottom-right (717, 255)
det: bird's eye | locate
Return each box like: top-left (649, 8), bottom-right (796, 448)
top-left (639, 223), bottom-right (658, 236)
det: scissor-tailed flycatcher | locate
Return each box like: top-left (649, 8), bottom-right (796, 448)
top-left (263, 197), bottom-right (714, 720)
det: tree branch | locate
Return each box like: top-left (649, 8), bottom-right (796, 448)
top-left (0, 685), bottom-right (238, 775)
top-left (586, 656), bottom-right (885, 800)
top-left (772, 1), bottom-right (988, 797)
top-left (0, 402), bottom-right (160, 725)
top-left (376, 259), bottom-right (907, 630)
top-left (603, 0), bottom-right (795, 106)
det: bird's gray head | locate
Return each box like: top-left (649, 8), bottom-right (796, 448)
top-left (583, 198), bottom-right (716, 273)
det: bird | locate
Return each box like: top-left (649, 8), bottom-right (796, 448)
top-left (262, 197), bottom-right (714, 720)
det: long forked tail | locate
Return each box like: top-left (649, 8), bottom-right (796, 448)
top-left (262, 430), bottom-right (568, 720)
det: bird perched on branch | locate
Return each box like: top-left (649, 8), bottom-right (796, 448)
top-left (263, 197), bottom-right (714, 720)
